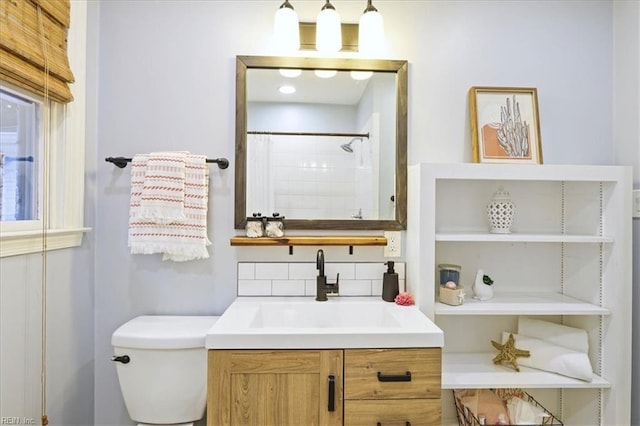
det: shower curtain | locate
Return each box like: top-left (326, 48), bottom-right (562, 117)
top-left (246, 134), bottom-right (273, 216)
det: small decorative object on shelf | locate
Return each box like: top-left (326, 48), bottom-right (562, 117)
top-left (438, 263), bottom-right (466, 305)
top-left (438, 263), bottom-right (461, 286)
top-left (245, 213), bottom-right (266, 238)
top-left (491, 333), bottom-right (530, 372)
top-left (487, 186), bottom-right (515, 234)
top-left (473, 269), bottom-right (494, 300)
top-left (440, 285), bottom-right (466, 306)
top-left (265, 213), bottom-right (285, 238)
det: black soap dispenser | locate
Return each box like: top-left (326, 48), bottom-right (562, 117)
top-left (382, 261), bottom-right (399, 302)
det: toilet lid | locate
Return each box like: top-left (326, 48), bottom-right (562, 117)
top-left (112, 315), bottom-right (219, 349)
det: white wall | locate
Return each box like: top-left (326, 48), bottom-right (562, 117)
top-left (3, 1), bottom-right (635, 425)
top-left (92, 2), bottom-right (631, 425)
top-left (613, 2), bottom-right (640, 425)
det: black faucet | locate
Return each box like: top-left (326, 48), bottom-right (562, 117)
top-left (316, 249), bottom-right (339, 301)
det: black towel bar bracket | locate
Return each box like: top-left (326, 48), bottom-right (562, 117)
top-left (105, 156), bottom-right (229, 169)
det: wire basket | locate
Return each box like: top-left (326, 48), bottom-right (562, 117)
top-left (453, 389), bottom-right (563, 426)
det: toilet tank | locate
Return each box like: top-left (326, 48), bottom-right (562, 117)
top-left (111, 315), bottom-right (219, 424)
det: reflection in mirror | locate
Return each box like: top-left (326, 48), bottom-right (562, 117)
top-left (236, 56), bottom-right (407, 231)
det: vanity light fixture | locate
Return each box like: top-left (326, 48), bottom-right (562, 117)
top-left (358, 0), bottom-right (384, 56)
top-left (274, 0), bottom-right (300, 53)
top-left (316, 0), bottom-right (342, 53)
top-left (273, 1), bottom-right (384, 55)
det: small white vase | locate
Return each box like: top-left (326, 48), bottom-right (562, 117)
top-left (487, 186), bottom-right (515, 234)
top-left (473, 269), bottom-right (494, 301)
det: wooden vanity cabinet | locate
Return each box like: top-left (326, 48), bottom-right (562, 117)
top-left (207, 348), bottom-right (441, 426)
top-left (344, 348), bottom-right (441, 426)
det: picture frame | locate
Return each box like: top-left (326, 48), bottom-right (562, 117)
top-left (469, 86), bottom-right (543, 164)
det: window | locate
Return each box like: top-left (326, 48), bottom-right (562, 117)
top-left (0, 1), bottom-right (88, 257)
top-left (1, 86), bottom-right (42, 222)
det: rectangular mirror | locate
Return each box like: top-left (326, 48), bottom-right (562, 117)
top-left (235, 56), bottom-right (407, 231)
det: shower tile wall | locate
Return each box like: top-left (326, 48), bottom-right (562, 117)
top-left (238, 262), bottom-right (406, 297)
top-left (271, 136), bottom-right (372, 219)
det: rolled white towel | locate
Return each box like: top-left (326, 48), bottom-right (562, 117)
top-left (518, 317), bottom-right (589, 353)
top-left (501, 332), bottom-right (593, 382)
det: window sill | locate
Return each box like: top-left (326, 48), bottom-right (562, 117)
top-left (0, 227), bottom-right (91, 257)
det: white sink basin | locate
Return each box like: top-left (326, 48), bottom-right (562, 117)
top-left (206, 297), bottom-right (443, 349)
top-left (249, 301), bottom-right (401, 329)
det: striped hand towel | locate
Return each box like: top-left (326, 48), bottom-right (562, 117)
top-left (139, 151), bottom-right (187, 224)
top-left (129, 152), bottom-right (211, 261)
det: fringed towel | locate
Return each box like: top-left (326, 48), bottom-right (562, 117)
top-left (139, 151), bottom-right (188, 224)
top-left (129, 152), bottom-right (211, 261)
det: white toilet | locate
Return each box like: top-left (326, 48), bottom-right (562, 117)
top-left (111, 315), bottom-right (219, 426)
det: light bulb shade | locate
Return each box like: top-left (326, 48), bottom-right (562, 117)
top-left (274, 4), bottom-right (300, 53)
top-left (316, 7), bottom-right (342, 52)
top-left (358, 9), bottom-right (384, 56)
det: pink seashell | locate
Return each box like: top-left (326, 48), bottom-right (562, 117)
top-left (394, 292), bottom-right (415, 306)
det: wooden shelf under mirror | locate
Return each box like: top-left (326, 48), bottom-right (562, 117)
top-left (230, 236), bottom-right (387, 247)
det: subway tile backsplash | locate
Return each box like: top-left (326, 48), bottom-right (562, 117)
top-left (237, 262), bottom-right (405, 297)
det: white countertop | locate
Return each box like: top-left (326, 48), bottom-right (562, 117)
top-left (206, 297), bottom-right (444, 349)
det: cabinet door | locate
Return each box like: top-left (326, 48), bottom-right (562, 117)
top-left (208, 349), bottom-right (343, 426)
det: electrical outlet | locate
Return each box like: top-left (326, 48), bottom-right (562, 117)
top-left (384, 231), bottom-right (401, 257)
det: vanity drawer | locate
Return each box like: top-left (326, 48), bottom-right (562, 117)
top-left (344, 399), bottom-right (440, 426)
top-left (344, 348), bottom-right (441, 400)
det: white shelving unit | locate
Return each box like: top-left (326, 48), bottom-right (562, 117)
top-left (406, 164), bottom-right (632, 426)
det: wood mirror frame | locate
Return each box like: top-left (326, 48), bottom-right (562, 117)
top-left (235, 55), bottom-right (407, 231)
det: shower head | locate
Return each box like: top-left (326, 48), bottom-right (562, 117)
top-left (340, 137), bottom-right (362, 153)
top-left (340, 142), bottom-right (353, 153)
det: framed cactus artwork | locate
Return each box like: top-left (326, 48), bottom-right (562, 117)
top-left (469, 86), bottom-right (543, 164)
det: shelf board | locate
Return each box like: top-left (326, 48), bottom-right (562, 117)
top-left (435, 292), bottom-right (609, 316)
top-left (435, 232), bottom-right (614, 243)
top-left (230, 235), bottom-right (387, 246)
top-left (442, 353), bottom-right (610, 389)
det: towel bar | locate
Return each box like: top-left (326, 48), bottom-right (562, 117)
top-left (105, 156), bottom-right (229, 169)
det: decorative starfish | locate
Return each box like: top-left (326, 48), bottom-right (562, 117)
top-left (491, 333), bottom-right (530, 372)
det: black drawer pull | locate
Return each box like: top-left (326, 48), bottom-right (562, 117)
top-left (376, 423), bottom-right (411, 426)
top-left (377, 371), bottom-right (411, 382)
top-left (328, 374), bottom-right (335, 412)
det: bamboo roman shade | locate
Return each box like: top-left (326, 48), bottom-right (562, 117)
top-left (0, 0), bottom-right (74, 103)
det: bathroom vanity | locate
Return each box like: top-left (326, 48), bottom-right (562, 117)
top-left (206, 297), bottom-right (444, 426)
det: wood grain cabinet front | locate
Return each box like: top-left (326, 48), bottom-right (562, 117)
top-left (208, 349), bottom-right (343, 426)
top-left (344, 348), bottom-right (441, 400)
top-left (344, 399), bottom-right (440, 426)
top-left (344, 348), bottom-right (441, 426)
top-left (207, 348), bottom-right (441, 426)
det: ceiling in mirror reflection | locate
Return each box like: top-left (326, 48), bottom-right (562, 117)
top-left (247, 68), bottom-right (396, 106)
